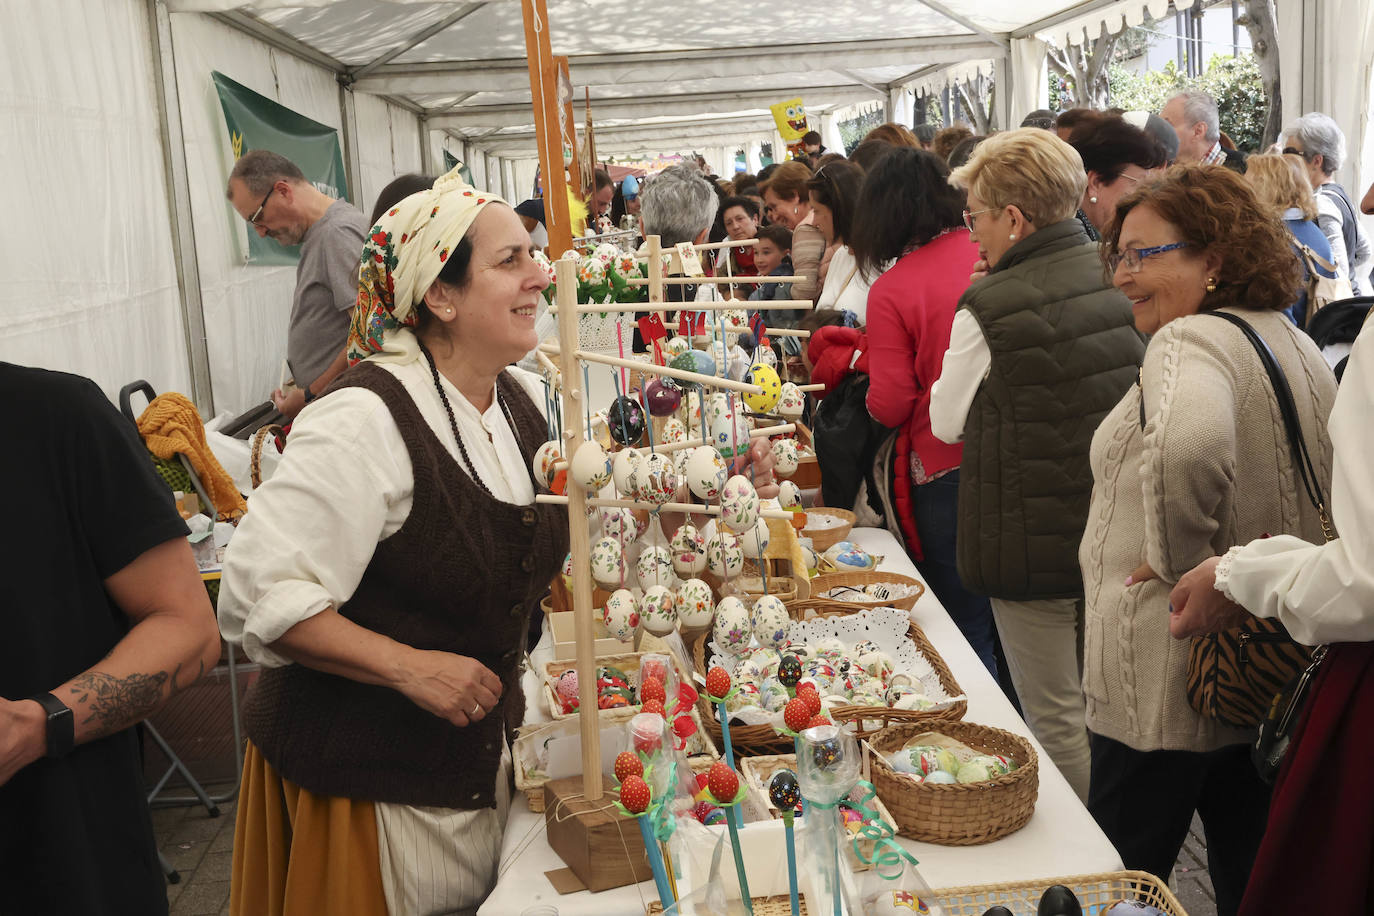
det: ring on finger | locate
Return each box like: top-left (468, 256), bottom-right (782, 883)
top-left (471, 703), bottom-right (482, 716)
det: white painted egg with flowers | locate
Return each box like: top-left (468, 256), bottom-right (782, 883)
top-left (669, 523), bottom-right (708, 575)
top-left (569, 440), bottom-right (613, 490)
top-left (777, 479), bottom-right (803, 510)
top-left (636, 544), bottom-right (675, 589)
top-left (685, 446), bottom-right (727, 501)
top-left (776, 382), bottom-right (805, 419)
top-left (633, 452), bottom-right (678, 506)
top-left (719, 475), bottom-right (760, 534)
top-left (712, 596), bottom-right (752, 653)
top-left (750, 595), bottom-right (791, 649)
top-left (611, 447), bottom-right (641, 497)
top-left (658, 416), bottom-right (688, 445)
top-left (531, 440), bottom-right (562, 488)
top-left (738, 516), bottom-right (771, 558)
top-left (602, 588), bottom-right (639, 641)
top-left (706, 531), bottom-right (744, 578)
top-left (675, 578), bottom-right (714, 628)
top-left (589, 536), bottom-right (627, 589)
top-left (599, 507), bottom-right (637, 544)
top-left (640, 585), bottom-right (678, 636)
top-left (771, 438), bottom-right (799, 478)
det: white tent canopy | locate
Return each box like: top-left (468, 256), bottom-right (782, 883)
top-left (2, 0), bottom-right (1371, 415)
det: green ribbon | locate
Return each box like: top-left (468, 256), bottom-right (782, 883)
top-left (847, 780), bottom-right (918, 879)
top-left (647, 761), bottom-right (679, 844)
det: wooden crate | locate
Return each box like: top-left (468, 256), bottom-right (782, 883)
top-left (543, 774), bottom-right (652, 892)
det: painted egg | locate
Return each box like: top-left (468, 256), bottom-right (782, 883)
top-left (664, 336), bottom-right (690, 359)
top-left (560, 551), bottom-right (574, 592)
top-left (589, 536), bottom-right (627, 589)
top-left (712, 596), bottom-right (752, 653)
top-left (630, 508), bottom-right (651, 538)
top-left (685, 446), bottom-right (727, 500)
top-left (531, 439), bottom-right (562, 488)
top-left (798, 541), bottom-right (819, 573)
top-left (640, 585), bottom-right (678, 636)
top-left (738, 516), bottom-right (771, 558)
top-left (768, 769), bottom-right (801, 811)
top-left (777, 480), bottom-right (803, 510)
top-left (759, 680), bottom-right (791, 712)
top-left (719, 475), bottom-right (760, 534)
top-left (555, 669), bottom-right (579, 702)
top-left (753, 346), bottom-right (778, 368)
top-left (612, 447), bottom-right (641, 496)
top-left (644, 378), bottom-right (683, 416)
top-left (772, 438), bottom-right (799, 478)
top-left (689, 349), bottom-right (717, 377)
top-left (823, 541), bottom-right (877, 571)
top-left (588, 410), bottom-right (614, 449)
top-left (602, 588), bottom-right (639, 641)
top-left (636, 544), bottom-right (675, 589)
top-left (725, 681), bottom-right (760, 714)
top-left (778, 653), bottom-right (802, 687)
top-left (708, 401), bottom-right (751, 458)
top-left (709, 341), bottom-right (728, 375)
top-left (741, 364), bottom-right (782, 413)
top-left (634, 452), bottom-right (678, 506)
top-left (606, 396), bottom-right (646, 446)
top-left (751, 595), bottom-right (791, 649)
top-left (776, 383), bottom-right (805, 419)
top-left (569, 440), bottom-right (613, 490)
top-left (675, 578), bottom-right (715, 628)
top-left (599, 506), bottom-right (637, 544)
top-left (658, 416), bottom-right (688, 445)
top-left (706, 530), bottom-right (744, 579)
top-left (669, 523), bottom-right (708, 576)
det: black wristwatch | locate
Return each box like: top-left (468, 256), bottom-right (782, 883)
top-left (29, 692), bottom-right (74, 759)
top-left (303, 385), bottom-right (318, 404)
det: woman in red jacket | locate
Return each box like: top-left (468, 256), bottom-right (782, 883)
top-left (849, 147), bottom-right (996, 675)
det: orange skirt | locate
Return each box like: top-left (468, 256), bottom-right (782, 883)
top-left (230, 741), bottom-right (390, 916)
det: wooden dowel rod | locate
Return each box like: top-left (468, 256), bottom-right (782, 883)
top-left (535, 349), bottom-right (562, 377)
top-left (552, 423), bottom-right (796, 470)
top-left (722, 324), bottom-right (810, 338)
top-left (554, 347), bottom-right (766, 394)
top-left (687, 238), bottom-right (760, 251)
top-left (536, 493), bottom-right (794, 519)
top-left (796, 384), bottom-right (825, 392)
top-left (626, 276), bottom-right (811, 286)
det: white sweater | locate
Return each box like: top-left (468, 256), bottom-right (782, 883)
top-left (1079, 307), bottom-right (1337, 752)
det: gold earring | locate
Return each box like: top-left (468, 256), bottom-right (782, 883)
top-left (1205, 278), bottom-right (1217, 292)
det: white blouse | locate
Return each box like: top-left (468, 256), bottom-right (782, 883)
top-left (219, 332), bottom-right (548, 667)
top-left (1215, 316), bottom-right (1374, 645)
top-left (815, 245), bottom-right (873, 321)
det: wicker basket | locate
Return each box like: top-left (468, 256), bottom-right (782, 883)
top-left (648, 895), bottom-right (810, 915)
top-left (930, 870), bottom-right (1187, 915)
top-left (800, 507), bottom-right (855, 551)
top-left (542, 650), bottom-right (686, 720)
top-left (690, 608), bottom-right (967, 756)
top-left (867, 719), bottom-right (1038, 846)
top-left (249, 424), bottom-right (284, 490)
top-left (808, 570), bottom-right (925, 612)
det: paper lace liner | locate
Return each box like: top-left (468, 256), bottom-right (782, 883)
top-left (707, 607), bottom-right (962, 727)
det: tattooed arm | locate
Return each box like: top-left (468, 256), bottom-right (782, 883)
top-left (0, 537), bottom-right (221, 786)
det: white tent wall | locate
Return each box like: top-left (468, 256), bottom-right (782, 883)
top-left (354, 92), bottom-right (424, 219)
top-left (0, 0), bottom-right (192, 403)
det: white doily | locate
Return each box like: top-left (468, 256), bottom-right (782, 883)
top-left (706, 607), bottom-right (964, 726)
top-left (578, 308), bottom-right (637, 351)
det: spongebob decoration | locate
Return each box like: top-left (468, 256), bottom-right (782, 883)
top-left (770, 98), bottom-right (810, 160)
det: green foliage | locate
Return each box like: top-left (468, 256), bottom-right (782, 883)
top-left (1108, 52), bottom-right (1267, 151)
top-left (838, 108), bottom-right (885, 154)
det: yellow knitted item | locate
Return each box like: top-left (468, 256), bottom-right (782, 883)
top-left (137, 393), bottom-right (246, 520)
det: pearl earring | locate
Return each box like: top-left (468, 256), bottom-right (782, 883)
top-left (1205, 278), bottom-right (1217, 292)
top-left (1089, 195), bottom-right (1098, 204)
top-left (1008, 233), bottom-right (1017, 241)
top-left (445, 307), bottom-right (454, 315)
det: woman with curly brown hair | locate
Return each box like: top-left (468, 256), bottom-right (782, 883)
top-left (759, 160), bottom-right (825, 301)
top-left (1082, 165), bottom-right (1337, 915)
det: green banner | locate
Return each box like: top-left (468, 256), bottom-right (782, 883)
top-left (213, 71), bottom-right (348, 266)
top-left (442, 149), bottom-right (473, 185)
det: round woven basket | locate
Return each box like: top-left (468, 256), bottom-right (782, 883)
top-left (807, 570), bottom-right (925, 612)
top-left (690, 631), bottom-right (795, 758)
top-left (800, 507), bottom-right (855, 551)
top-left (868, 719), bottom-right (1038, 845)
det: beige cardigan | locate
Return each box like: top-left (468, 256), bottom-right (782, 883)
top-left (1079, 306), bottom-right (1337, 753)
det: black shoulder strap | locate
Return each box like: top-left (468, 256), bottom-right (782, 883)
top-left (1319, 184), bottom-right (1360, 257)
top-left (1205, 311), bottom-right (1330, 526)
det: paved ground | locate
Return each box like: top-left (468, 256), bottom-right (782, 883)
top-left (154, 788), bottom-right (1219, 916)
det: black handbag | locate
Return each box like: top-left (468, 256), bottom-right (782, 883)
top-left (1202, 312), bottom-right (1335, 780)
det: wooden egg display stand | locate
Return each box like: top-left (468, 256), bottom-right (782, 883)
top-left (534, 235), bottom-right (817, 895)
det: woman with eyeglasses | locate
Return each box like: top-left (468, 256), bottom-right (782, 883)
top-left (1066, 114), bottom-right (1168, 240)
top-left (758, 160), bottom-right (826, 302)
top-left (931, 128), bottom-right (1145, 803)
top-left (1282, 113), bottom-right (1372, 296)
top-left (1082, 165), bottom-right (1336, 915)
top-left (808, 160), bottom-right (873, 321)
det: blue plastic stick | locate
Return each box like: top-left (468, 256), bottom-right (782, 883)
top-left (635, 815), bottom-right (676, 909)
top-left (783, 811), bottom-right (800, 916)
top-left (724, 804), bottom-right (755, 915)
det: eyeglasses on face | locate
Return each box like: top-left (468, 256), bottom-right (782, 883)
top-left (962, 207), bottom-right (995, 232)
top-left (247, 185), bottom-right (276, 225)
top-left (1107, 241), bottom-right (1190, 273)
top-left (1282, 147), bottom-right (1314, 161)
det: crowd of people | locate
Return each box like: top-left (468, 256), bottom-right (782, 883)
top-left (6, 83), bottom-right (1374, 916)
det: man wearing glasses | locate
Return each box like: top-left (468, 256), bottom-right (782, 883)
top-left (226, 150), bottom-right (369, 419)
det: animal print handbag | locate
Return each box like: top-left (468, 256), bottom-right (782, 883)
top-left (1183, 312), bottom-right (1329, 728)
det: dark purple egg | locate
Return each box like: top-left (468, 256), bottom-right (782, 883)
top-left (644, 378), bottom-right (683, 416)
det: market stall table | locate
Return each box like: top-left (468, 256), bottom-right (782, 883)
top-left (480, 527), bottom-right (1122, 914)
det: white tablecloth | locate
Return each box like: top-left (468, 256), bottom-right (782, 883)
top-left (480, 528), bottom-right (1122, 914)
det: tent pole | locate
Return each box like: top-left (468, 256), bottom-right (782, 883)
top-left (146, 0), bottom-right (214, 415)
top-left (338, 84), bottom-right (364, 208)
top-left (419, 116), bottom-right (434, 176)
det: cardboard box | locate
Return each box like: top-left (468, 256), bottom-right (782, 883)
top-left (543, 774), bottom-right (653, 892)
top-left (548, 610), bottom-right (627, 661)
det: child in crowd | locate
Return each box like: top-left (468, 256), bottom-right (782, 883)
top-left (748, 224), bottom-right (794, 305)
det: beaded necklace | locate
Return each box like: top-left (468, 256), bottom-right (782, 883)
top-left (417, 339), bottom-right (521, 500)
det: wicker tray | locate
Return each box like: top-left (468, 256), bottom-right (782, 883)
top-left (867, 719), bottom-right (1038, 846)
top-left (542, 650), bottom-right (687, 720)
top-left (807, 570), bottom-right (926, 612)
top-left (800, 506), bottom-right (854, 551)
top-left (648, 895), bottom-right (809, 915)
top-left (690, 609), bottom-right (967, 757)
top-left (930, 870), bottom-right (1186, 915)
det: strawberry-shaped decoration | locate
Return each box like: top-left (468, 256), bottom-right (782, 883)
top-left (796, 684), bottom-right (822, 716)
top-left (705, 666), bottom-right (732, 700)
top-left (807, 715), bottom-right (831, 729)
top-left (614, 751), bottom-right (643, 784)
top-left (672, 714), bottom-right (697, 740)
top-left (677, 682), bottom-right (699, 707)
top-left (783, 697), bottom-right (812, 733)
top-left (707, 761), bottom-right (740, 805)
top-left (641, 698), bottom-right (666, 718)
top-left (619, 775), bottom-right (651, 815)
top-left (639, 677), bottom-right (666, 705)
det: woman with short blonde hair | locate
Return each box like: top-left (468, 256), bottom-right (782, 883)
top-left (931, 127), bottom-right (1145, 801)
top-left (1245, 152), bottom-right (1340, 328)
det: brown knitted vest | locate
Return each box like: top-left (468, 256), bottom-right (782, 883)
top-left (243, 364), bottom-right (568, 808)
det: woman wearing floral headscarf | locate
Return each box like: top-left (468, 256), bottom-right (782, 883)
top-left (219, 169), bottom-right (569, 915)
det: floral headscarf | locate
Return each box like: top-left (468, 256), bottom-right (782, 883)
top-left (347, 167), bottom-right (506, 364)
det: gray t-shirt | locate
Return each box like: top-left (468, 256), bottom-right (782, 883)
top-left (287, 199), bottom-right (369, 386)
